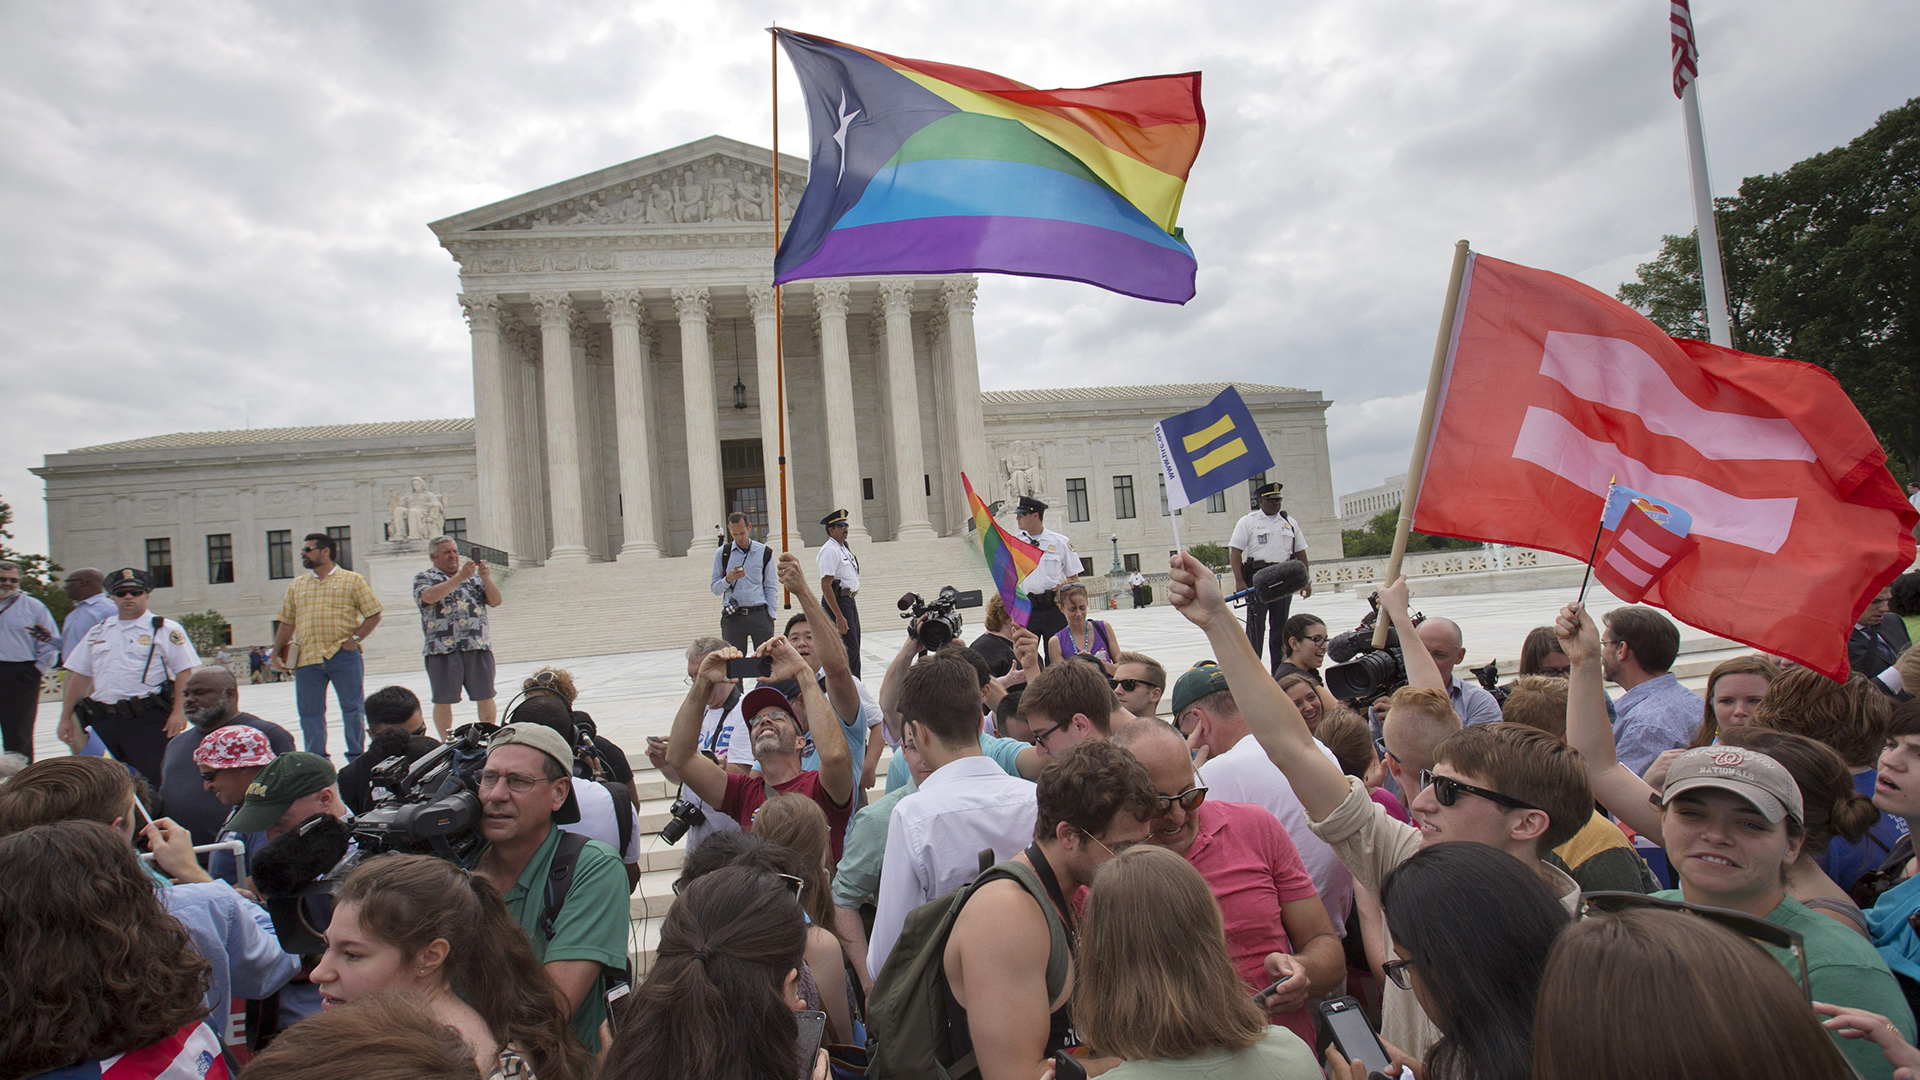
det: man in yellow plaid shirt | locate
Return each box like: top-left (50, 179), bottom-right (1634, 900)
top-left (271, 533), bottom-right (382, 759)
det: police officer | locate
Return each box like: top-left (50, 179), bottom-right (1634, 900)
top-left (1015, 495), bottom-right (1083, 645)
top-left (58, 567), bottom-right (201, 783)
top-left (1229, 481), bottom-right (1311, 673)
top-left (816, 509), bottom-right (863, 678)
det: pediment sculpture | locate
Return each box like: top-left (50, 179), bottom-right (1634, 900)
top-left (480, 156), bottom-right (804, 231)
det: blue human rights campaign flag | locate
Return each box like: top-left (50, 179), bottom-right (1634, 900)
top-left (1153, 387), bottom-right (1274, 510)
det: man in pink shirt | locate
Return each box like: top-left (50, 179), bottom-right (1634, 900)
top-left (1114, 717), bottom-right (1344, 1047)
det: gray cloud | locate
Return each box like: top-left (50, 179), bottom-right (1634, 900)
top-left (1, 0), bottom-right (1914, 551)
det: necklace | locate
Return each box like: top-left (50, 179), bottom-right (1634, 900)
top-left (1074, 621), bottom-right (1091, 655)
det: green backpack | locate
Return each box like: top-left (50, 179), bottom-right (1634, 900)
top-left (865, 851), bottom-right (1072, 1080)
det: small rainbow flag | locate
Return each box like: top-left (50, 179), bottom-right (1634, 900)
top-left (773, 29), bottom-right (1206, 304)
top-left (963, 473), bottom-right (1043, 627)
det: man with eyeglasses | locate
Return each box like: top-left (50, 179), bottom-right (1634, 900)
top-left (1168, 556), bottom-right (1594, 1060)
top-left (270, 532), bottom-right (383, 760)
top-left (0, 559), bottom-right (59, 761)
top-left (1109, 650), bottom-right (1166, 717)
top-left (58, 567), bottom-right (200, 783)
top-left (1114, 717), bottom-right (1344, 1050)
top-left (467, 723), bottom-right (628, 1054)
top-left (1018, 657), bottom-right (1118, 759)
top-left (156, 665), bottom-right (295, 846)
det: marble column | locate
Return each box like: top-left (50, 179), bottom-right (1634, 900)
top-left (571, 312), bottom-right (607, 559)
top-left (877, 280), bottom-right (935, 539)
top-left (673, 286), bottom-right (725, 556)
top-left (927, 309), bottom-right (964, 533)
top-left (459, 293), bottom-right (515, 555)
top-left (748, 286), bottom-right (801, 543)
top-left (502, 318), bottom-right (549, 567)
top-left (940, 278), bottom-right (995, 508)
top-left (812, 280), bottom-right (868, 540)
top-left (533, 292), bottom-right (590, 563)
top-left (604, 289), bottom-right (661, 558)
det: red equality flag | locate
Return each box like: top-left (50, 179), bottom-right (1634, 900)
top-left (1596, 497), bottom-right (1697, 605)
top-left (1413, 253), bottom-right (1915, 679)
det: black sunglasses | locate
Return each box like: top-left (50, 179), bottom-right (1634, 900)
top-left (1430, 773), bottom-right (1538, 812)
top-left (1028, 720), bottom-right (1066, 747)
top-left (1110, 678), bottom-right (1160, 693)
top-left (113, 589), bottom-right (150, 597)
top-left (1581, 891), bottom-right (1810, 1002)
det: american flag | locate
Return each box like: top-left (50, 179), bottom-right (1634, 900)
top-left (1670, 0), bottom-right (1700, 97)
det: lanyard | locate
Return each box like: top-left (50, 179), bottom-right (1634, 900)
top-left (1026, 842), bottom-right (1076, 941)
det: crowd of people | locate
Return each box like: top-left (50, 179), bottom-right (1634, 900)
top-left (10, 529), bottom-right (1920, 1080)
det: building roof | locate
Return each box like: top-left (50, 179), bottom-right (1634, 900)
top-left (982, 382), bottom-right (1302, 405)
top-left (69, 419), bottom-right (476, 453)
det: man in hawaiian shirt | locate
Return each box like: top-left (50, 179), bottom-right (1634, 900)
top-left (413, 536), bottom-right (503, 738)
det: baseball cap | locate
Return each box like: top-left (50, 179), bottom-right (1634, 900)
top-left (486, 724), bottom-right (581, 825)
top-left (1169, 662), bottom-right (1230, 716)
top-left (741, 686), bottom-right (803, 733)
top-left (1660, 746), bottom-right (1804, 825)
top-left (225, 752), bottom-right (337, 833)
top-left (192, 726), bottom-right (276, 771)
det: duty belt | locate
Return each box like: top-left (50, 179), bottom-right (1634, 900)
top-left (1030, 590), bottom-right (1059, 606)
top-left (725, 604), bottom-right (769, 613)
top-left (81, 691), bottom-right (169, 718)
top-left (834, 584), bottom-right (857, 596)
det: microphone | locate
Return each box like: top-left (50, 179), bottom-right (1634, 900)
top-left (1226, 561), bottom-right (1309, 605)
top-left (252, 813), bottom-right (353, 898)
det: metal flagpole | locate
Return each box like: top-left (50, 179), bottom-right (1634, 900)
top-left (1674, 0), bottom-right (1732, 347)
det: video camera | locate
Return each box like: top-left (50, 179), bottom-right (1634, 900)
top-left (257, 722), bottom-right (497, 953)
top-left (899, 585), bottom-right (984, 651)
top-left (1470, 660), bottom-right (1509, 706)
top-left (1322, 592), bottom-right (1425, 706)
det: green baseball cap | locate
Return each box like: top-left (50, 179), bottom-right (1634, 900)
top-left (1169, 661), bottom-right (1231, 717)
top-left (225, 752), bottom-right (337, 833)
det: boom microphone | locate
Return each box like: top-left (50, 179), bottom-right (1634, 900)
top-left (1226, 561), bottom-right (1309, 605)
top-left (252, 812), bottom-right (352, 899)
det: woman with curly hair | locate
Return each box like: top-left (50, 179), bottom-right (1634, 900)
top-left (308, 854), bottom-right (589, 1080)
top-left (0, 819), bottom-right (219, 1079)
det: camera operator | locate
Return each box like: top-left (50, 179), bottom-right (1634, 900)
top-left (337, 685), bottom-right (440, 815)
top-left (507, 693), bottom-right (645, 888)
top-left (468, 723), bottom-right (630, 1055)
top-left (1416, 616), bottom-right (1504, 727)
top-left (646, 638), bottom-right (753, 853)
top-left (713, 512), bottom-right (777, 653)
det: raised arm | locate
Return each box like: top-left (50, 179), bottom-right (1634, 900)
top-left (666, 647), bottom-right (738, 807)
top-left (1378, 578), bottom-right (1444, 692)
top-left (767, 634), bottom-right (852, 807)
top-left (878, 633), bottom-right (924, 742)
top-left (778, 554), bottom-right (860, 723)
top-left (1166, 552), bottom-right (1351, 820)
top-left (1557, 602), bottom-right (1664, 842)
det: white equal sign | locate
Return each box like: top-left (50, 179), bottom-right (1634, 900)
top-left (1512, 332), bottom-right (1806, 555)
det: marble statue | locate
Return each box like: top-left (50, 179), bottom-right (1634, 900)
top-left (1004, 442), bottom-right (1044, 502)
top-left (389, 476), bottom-right (446, 541)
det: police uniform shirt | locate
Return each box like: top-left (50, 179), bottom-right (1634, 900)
top-left (65, 615), bottom-right (202, 703)
top-left (1229, 509), bottom-right (1308, 563)
top-left (816, 539), bottom-right (860, 593)
top-left (1019, 528), bottom-right (1084, 594)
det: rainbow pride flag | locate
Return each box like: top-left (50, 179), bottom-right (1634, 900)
top-left (963, 473), bottom-right (1043, 627)
top-left (773, 30), bottom-right (1206, 304)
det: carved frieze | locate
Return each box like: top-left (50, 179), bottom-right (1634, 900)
top-left (476, 155), bottom-right (804, 232)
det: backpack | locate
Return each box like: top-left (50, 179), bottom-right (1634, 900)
top-left (866, 851), bottom-right (1072, 1080)
top-left (540, 831), bottom-right (631, 983)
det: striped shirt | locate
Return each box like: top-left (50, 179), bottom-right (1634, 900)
top-left (276, 567), bottom-right (382, 667)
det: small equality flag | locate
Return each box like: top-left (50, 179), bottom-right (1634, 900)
top-left (1594, 484), bottom-right (1698, 604)
top-left (1154, 386), bottom-right (1274, 511)
top-left (963, 473), bottom-right (1043, 627)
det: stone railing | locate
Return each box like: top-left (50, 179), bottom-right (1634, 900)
top-left (1313, 546), bottom-right (1582, 587)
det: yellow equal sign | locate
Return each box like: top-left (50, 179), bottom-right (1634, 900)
top-left (1181, 415), bottom-right (1248, 476)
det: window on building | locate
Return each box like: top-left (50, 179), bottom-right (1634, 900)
top-left (444, 518), bottom-right (467, 544)
top-left (267, 530), bottom-right (294, 580)
top-left (1113, 475), bottom-right (1136, 520)
top-left (1207, 491), bottom-right (1227, 513)
top-left (207, 534), bottom-right (234, 585)
top-left (1123, 553), bottom-right (1141, 572)
top-left (327, 526), bottom-right (353, 572)
top-left (1066, 478), bottom-right (1090, 523)
top-left (924, 474), bottom-right (932, 497)
top-left (862, 478), bottom-right (875, 501)
top-left (1158, 474), bottom-right (1169, 516)
top-left (144, 538), bottom-right (173, 589)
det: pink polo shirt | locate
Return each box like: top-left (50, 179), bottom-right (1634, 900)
top-left (1184, 799), bottom-right (1323, 1047)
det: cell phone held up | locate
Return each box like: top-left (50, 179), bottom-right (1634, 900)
top-left (727, 656), bottom-right (774, 680)
top-left (793, 1009), bottom-right (827, 1079)
top-left (1318, 996), bottom-right (1392, 1076)
top-left (1050, 1049), bottom-right (1088, 1080)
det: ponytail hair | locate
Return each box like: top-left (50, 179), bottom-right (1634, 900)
top-left (602, 866), bottom-right (808, 1080)
top-left (1718, 729), bottom-right (1872, 856)
top-left (336, 855), bottom-right (589, 1080)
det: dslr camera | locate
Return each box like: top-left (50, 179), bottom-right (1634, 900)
top-left (1322, 593), bottom-right (1425, 707)
top-left (898, 585), bottom-right (984, 651)
top-left (658, 796), bottom-right (706, 846)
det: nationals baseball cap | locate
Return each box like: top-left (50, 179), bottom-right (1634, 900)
top-left (192, 726), bottom-right (276, 771)
top-left (1660, 746), bottom-right (1804, 826)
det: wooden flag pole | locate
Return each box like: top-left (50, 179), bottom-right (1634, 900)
top-left (771, 28), bottom-right (792, 563)
top-left (1374, 239), bottom-right (1471, 648)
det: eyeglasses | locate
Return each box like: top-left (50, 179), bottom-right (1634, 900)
top-left (1079, 829), bottom-right (1137, 860)
top-left (1377, 741), bottom-right (1433, 792)
top-left (113, 589), bottom-right (149, 598)
top-left (1430, 773), bottom-right (1539, 812)
top-left (1537, 665), bottom-right (1572, 678)
top-left (1110, 678), bottom-right (1161, 693)
top-left (1580, 891), bottom-right (1810, 1003)
top-left (1382, 958), bottom-right (1417, 991)
top-left (1028, 721), bottom-right (1066, 747)
top-left (476, 770), bottom-right (554, 794)
top-left (673, 871), bottom-right (809, 903)
top-left (1155, 781), bottom-right (1208, 816)
top-left (1299, 634), bottom-right (1329, 645)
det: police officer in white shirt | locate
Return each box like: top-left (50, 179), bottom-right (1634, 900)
top-left (1229, 482), bottom-right (1311, 673)
top-left (1015, 495), bottom-right (1083, 645)
top-left (816, 509), bottom-right (864, 677)
top-left (58, 567), bottom-right (201, 783)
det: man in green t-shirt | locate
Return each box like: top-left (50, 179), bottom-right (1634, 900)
top-left (468, 723), bottom-right (629, 1053)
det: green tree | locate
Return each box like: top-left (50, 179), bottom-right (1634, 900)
top-left (1188, 542), bottom-right (1231, 574)
top-left (1340, 505), bottom-right (1480, 558)
top-left (1618, 97), bottom-right (1920, 479)
top-left (178, 611), bottom-right (232, 656)
top-left (0, 496), bottom-right (69, 624)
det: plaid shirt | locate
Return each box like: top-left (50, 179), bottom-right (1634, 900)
top-left (277, 567), bottom-right (382, 667)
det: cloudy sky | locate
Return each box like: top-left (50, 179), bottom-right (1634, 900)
top-left (2, 0), bottom-right (1914, 551)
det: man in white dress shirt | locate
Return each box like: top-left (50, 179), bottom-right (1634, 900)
top-left (1014, 495), bottom-right (1082, 645)
top-left (816, 508), bottom-right (863, 677)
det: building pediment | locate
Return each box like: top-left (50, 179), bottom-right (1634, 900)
top-left (429, 136), bottom-right (809, 239)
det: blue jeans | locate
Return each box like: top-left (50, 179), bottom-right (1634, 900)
top-left (294, 648), bottom-right (366, 759)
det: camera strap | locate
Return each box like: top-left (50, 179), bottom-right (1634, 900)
top-left (541, 830), bottom-right (629, 982)
top-left (1025, 842), bottom-right (1076, 943)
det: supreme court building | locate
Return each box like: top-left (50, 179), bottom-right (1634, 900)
top-left (36, 136), bottom-right (1338, 660)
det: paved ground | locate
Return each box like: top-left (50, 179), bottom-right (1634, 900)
top-left (26, 577), bottom-right (1687, 764)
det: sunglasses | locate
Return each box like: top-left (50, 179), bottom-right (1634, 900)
top-left (113, 589), bottom-right (150, 597)
top-left (1581, 891), bottom-right (1810, 1003)
top-left (1155, 781), bottom-right (1208, 816)
top-left (1430, 773), bottom-right (1538, 812)
top-left (1110, 678), bottom-right (1161, 693)
top-left (673, 871), bottom-right (808, 905)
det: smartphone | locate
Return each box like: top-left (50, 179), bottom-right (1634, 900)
top-left (603, 981), bottom-right (631, 1033)
top-left (1050, 1050), bottom-right (1088, 1080)
top-left (793, 1009), bottom-right (827, 1078)
top-left (1318, 996), bottom-right (1391, 1075)
top-left (727, 656), bottom-right (774, 679)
